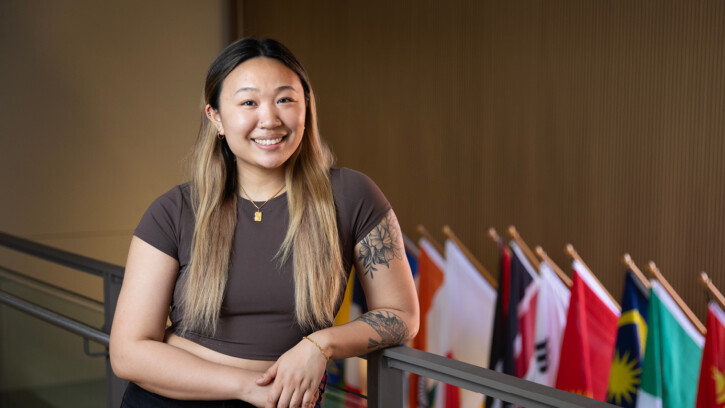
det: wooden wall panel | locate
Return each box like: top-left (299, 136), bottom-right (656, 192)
top-left (241, 0), bottom-right (725, 321)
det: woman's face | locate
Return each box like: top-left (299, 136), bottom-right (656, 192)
top-left (207, 57), bottom-right (306, 177)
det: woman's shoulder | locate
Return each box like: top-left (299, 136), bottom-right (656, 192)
top-left (147, 182), bottom-right (192, 210)
top-left (133, 182), bottom-right (192, 260)
top-left (330, 167), bottom-right (379, 194)
top-left (330, 167), bottom-right (392, 242)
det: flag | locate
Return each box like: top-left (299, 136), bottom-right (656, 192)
top-left (696, 301), bottom-right (725, 408)
top-left (509, 242), bottom-right (539, 379)
top-left (607, 270), bottom-right (649, 407)
top-left (637, 280), bottom-right (704, 408)
top-left (406, 246), bottom-right (419, 280)
top-left (485, 240), bottom-right (514, 408)
top-left (555, 260), bottom-right (620, 401)
top-left (438, 239), bottom-right (497, 408)
top-left (526, 260), bottom-right (570, 387)
top-left (408, 238), bottom-right (446, 408)
top-left (485, 241), bottom-right (539, 408)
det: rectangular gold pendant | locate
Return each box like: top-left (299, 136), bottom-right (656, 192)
top-left (254, 211), bottom-right (262, 222)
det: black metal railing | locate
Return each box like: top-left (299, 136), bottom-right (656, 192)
top-left (0, 231), bottom-right (616, 407)
top-left (0, 231), bottom-right (126, 407)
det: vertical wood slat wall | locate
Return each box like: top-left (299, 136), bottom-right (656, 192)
top-left (241, 0), bottom-right (725, 321)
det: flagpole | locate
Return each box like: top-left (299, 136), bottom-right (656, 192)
top-left (488, 227), bottom-right (501, 244)
top-left (442, 225), bottom-right (498, 289)
top-left (565, 244), bottom-right (621, 310)
top-left (416, 224), bottom-right (445, 257)
top-left (647, 261), bottom-right (706, 335)
top-left (507, 226), bottom-right (540, 271)
top-left (402, 232), bottom-right (420, 260)
top-left (699, 271), bottom-right (725, 311)
top-left (621, 253), bottom-right (650, 290)
top-left (535, 246), bottom-right (573, 288)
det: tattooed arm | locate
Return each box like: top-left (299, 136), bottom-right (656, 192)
top-left (353, 210), bottom-right (418, 349)
top-left (294, 210), bottom-right (419, 359)
top-left (255, 209), bottom-right (418, 406)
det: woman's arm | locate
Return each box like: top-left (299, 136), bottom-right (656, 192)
top-left (257, 209), bottom-right (419, 407)
top-left (110, 236), bottom-right (268, 405)
top-left (315, 209), bottom-right (420, 356)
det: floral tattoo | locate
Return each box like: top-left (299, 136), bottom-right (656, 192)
top-left (357, 211), bottom-right (404, 279)
top-left (358, 310), bottom-right (409, 349)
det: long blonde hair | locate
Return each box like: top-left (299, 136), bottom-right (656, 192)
top-left (181, 38), bottom-right (344, 335)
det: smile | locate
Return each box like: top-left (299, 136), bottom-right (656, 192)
top-left (253, 136), bottom-right (285, 146)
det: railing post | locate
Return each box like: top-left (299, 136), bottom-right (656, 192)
top-left (104, 271), bottom-right (127, 408)
top-left (367, 349), bottom-right (403, 408)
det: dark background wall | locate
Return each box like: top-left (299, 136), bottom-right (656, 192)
top-left (240, 0), bottom-right (725, 321)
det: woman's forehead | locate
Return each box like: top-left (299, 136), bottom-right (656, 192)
top-left (223, 57), bottom-right (302, 95)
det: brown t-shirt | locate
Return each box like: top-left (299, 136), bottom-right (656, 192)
top-left (133, 168), bottom-right (391, 360)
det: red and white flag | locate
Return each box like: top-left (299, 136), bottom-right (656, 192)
top-left (555, 260), bottom-right (620, 401)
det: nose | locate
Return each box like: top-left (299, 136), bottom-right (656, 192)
top-left (258, 103), bottom-right (282, 129)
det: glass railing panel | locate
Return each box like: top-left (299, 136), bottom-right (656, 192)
top-left (322, 386), bottom-right (367, 407)
top-left (0, 271), bottom-right (106, 408)
top-left (322, 357), bottom-right (368, 407)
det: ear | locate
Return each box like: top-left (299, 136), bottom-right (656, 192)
top-left (205, 104), bottom-right (224, 135)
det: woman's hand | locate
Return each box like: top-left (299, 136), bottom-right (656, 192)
top-left (255, 337), bottom-right (326, 408)
top-left (242, 380), bottom-right (273, 408)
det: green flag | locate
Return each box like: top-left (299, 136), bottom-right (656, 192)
top-left (636, 280), bottom-right (704, 408)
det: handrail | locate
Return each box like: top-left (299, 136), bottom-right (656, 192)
top-left (0, 289), bottom-right (109, 346)
top-left (0, 266), bottom-right (104, 313)
top-left (0, 231), bottom-right (124, 278)
top-left (0, 230), bottom-right (126, 407)
top-left (368, 347), bottom-right (615, 408)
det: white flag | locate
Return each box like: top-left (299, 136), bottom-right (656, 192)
top-left (437, 239), bottom-right (497, 408)
top-left (525, 261), bottom-right (570, 386)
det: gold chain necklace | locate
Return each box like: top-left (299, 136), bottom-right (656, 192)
top-left (239, 184), bottom-right (285, 222)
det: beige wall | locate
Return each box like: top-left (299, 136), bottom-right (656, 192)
top-left (0, 0), bottom-right (228, 298)
top-left (241, 0), bottom-right (725, 322)
top-left (0, 0), bottom-right (227, 390)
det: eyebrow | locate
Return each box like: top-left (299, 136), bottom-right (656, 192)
top-left (233, 85), bottom-right (297, 95)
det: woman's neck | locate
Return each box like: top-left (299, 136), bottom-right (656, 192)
top-left (237, 166), bottom-right (286, 201)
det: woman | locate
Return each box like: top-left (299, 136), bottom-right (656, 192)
top-left (110, 37), bottom-right (419, 408)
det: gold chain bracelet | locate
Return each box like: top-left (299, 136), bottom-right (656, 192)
top-left (303, 336), bottom-right (330, 361)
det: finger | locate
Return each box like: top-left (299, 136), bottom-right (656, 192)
top-left (257, 362), bottom-right (279, 385)
top-left (301, 389), bottom-right (315, 408)
top-left (288, 388), bottom-right (305, 408)
top-left (265, 382), bottom-right (282, 408)
top-left (276, 386), bottom-right (294, 408)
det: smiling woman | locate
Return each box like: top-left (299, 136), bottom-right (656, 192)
top-left (206, 57), bottom-right (306, 178)
top-left (109, 37), bottom-right (419, 408)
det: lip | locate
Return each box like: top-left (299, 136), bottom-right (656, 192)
top-left (251, 135), bottom-right (287, 149)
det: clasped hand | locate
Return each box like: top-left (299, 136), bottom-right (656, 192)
top-left (254, 338), bottom-right (327, 408)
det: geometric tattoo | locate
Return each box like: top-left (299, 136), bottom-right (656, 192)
top-left (357, 210), bottom-right (404, 279)
top-left (358, 310), bottom-right (410, 349)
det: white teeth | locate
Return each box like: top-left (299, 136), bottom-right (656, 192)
top-left (254, 137), bottom-right (283, 146)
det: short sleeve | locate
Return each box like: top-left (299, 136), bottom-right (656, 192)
top-left (133, 185), bottom-right (184, 259)
top-left (332, 168), bottom-right (392, 245)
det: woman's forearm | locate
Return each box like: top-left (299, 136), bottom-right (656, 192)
top-left (308, 307), bottom-right (418, 360)
top-left (110, 339), bottom-right (265, 403)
